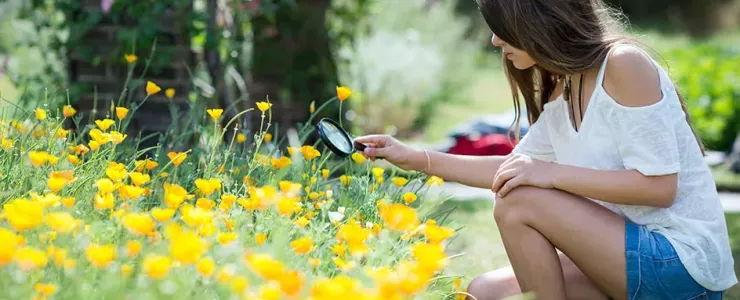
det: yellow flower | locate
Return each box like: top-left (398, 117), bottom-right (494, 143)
top-left (29, 151), bottom-right (50, 167)
top-left (351, 152), bottom-right (366, 164)
top-left (0, 228), bottom-right (19, 266)
top-left (259, 282), bottom-right (283, 299)
top-left (106, 162), bottom-right (128, 181)
top-left (217, 266), bottom-right (234, 284)
top-left (402, 192), bottom-right (418, 204)
top-left (217, 232), bottom-right (238, 245)
top-left (129, 172), bottom-right (150, 187)
top-left (246, 253), bottom-right (285, 281)
top-left (63, 105), bottom-right (77, 117)
top-left (336, 86), bottom-right (353, 101)
top-left (426, 176), bottom-right (444, 186)
top-left (4, 198), bottom-right (43, 232)
top-left (277, 196), bottom-right (300, 216)
top-left (237, 133), bottom-right (246, 143)
top-left (157, 88), bottom-right (173, 101)
top-left (1, 138), bottom-right (12, 150)
top-left (310, 101), bottom-right (316, 113)
top-left (310, 276), bottom-right (363, 299)
top-left (122, 213), bottom-right (155, 236)
top-left (124, 54), bottom-right (138, 64)
top-left (121, 264), bottom-right (134, 277)
top-left (255, 233), bottom-right (267, 245)
top-left (34, 283), bottom-right (57, 297)
top-left (340, 175), bottom-right (352, 186)
top-left (146, 81), bottom-right (162, 95)
top-left (196, 198), bottom-right (216, 211)
top-left (16, 247), bottom-right (48, 271)
top-left (48, 170), bottom-right (75, 193)
top-left (391, 177), bottom-right (409, 187)
top-left (151, 207), bottom-right (175, 222)
top-left (220, 194), bottom-right (237, 212)
top-left (95, 119), bottom-right (116, 131)
top-left (93, 192), bottom-right (115, 210)
top-left (67, 154), bottom-right (80, 165)
top-left (412, 242), bottom-right (447, 274)
top-left (181, 205), bottom-right (214, 228)
top-left (293, 216), bottom-right (309, 228)
top-left (256, 101), bottom-right (272, 113)
top-left (207, 109), bottom-right (223, 120)
top-left (194, 178), bottom-right (221, 195)
top-left (300, 145), bottom-right (321, 161)
top-left (143, 254), bottom-right (172, 279)
top-left (196, 256), bottom-right (215, 277)
top-left (169, 230), bottom-right (207, 264)
top-left (86, 243), bottom-right (115, 268)
top-left (108, 130), bottom-right (126, 144)
top-left (95, 178), bottom-right (116, 194)
top-left (322, 169), bottom-right (330, 179)
top-left (115, 107), bottom-right (129, 120)
top-left (264, 133), bottom-right (273, 142)
top-left (167, 152), bottom-right (187, 166)
top-left (332, 257), bottom-right (355, 272)
top-left (271, 156), bottom-right (292, 169)
top-left (423, 220), bottom-right (455, 244)
top-left (55, 128), bottom-right (70, 138)
top-left (35, 108), bottom-right (47, 120)
top-left (330, 243), bottom-right (347, 257)
top-left (277, 270), bottom-right (304, 297)
top-left (126, 240), bottom-right (142, 257)
top-left (337, 222), bottom-right (371, 256)
top-left (372, 167), bottom-right (384, 178)
top-left (291, 237), bottom-right (313, 255)
top-left (73, 144), bottom-right (90, 155)
top-left (308, 258), bottom-right (320, 269)
top-left (231, 275), bottom-right (249, 293)
top-left (45, 212), bottom-right (77, 233)
top-left (61, 197), bottom-right (75, 208)
top-left (164, 183), bottom-right (190, 208)
top-left (379, 201), bottom-right (420, 232)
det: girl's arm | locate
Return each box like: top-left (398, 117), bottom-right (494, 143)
top-left (355, 135), bottom-right (510, 189)
top-left (421, 151), bottom-right (510, 189)
top-left (491, 155), bottom-right (678, 208)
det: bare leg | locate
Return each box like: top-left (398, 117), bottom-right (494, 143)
top-left (466, 253), bottom-right (609, 300)
top-left (489, 187), bottom-right (627, 300)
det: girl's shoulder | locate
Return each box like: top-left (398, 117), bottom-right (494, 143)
top-left (602, 46), bottom-right (664, 109)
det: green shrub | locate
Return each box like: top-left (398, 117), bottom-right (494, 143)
top-left (665, 41), bottom-right (740, 151)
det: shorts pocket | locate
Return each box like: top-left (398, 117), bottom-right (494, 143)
top-left (649, 257), bottom-right (708, 299)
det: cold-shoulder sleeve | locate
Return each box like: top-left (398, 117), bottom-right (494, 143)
top-left (603, 99), bottom-right (682, 176)
top-left (511, 114), bottom-right (556, 163)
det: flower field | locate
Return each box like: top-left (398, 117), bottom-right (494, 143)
top-left (0, 54), bottom-right (464, 299)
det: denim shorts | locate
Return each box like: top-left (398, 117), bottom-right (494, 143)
top-left (626, 221), bottom-right (725, 300)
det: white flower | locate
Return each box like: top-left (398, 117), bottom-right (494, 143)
top-left (328, 211), bottom-right (344, 223)
top-left (337, 206), bottom-right (345, 214)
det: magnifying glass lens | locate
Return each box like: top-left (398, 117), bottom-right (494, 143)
top-left (320, 120), bottom-right (353, 153)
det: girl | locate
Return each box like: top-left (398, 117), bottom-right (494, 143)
top-left (356, 0), bottom-right (737, 299)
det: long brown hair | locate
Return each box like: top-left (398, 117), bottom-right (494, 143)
top-left (476, 0), bottom-right (705, 154)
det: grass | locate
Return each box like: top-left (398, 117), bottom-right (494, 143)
top-left (724, 214), bottom-right (740, 298)
top-left (437, 199), bottom-right (506, 286)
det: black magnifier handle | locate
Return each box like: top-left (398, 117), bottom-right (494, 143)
top-left (353, 141), bottom-right (384, 160)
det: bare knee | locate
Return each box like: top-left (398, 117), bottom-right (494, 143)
top-left (466, 269), bottom-right (520, 300)
top-left (493, 186), bottom-right (544, 225)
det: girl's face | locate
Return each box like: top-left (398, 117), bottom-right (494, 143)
top-left (491, 34), bottom-right (536, 70)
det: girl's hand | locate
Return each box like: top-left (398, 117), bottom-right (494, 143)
top-left (492, 154), bottom-right (557, 197)
top-left (354, 135), bottom-right (426, 171)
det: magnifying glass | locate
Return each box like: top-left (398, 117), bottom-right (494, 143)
top-left (315, 118), bottom-right (377, 159)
